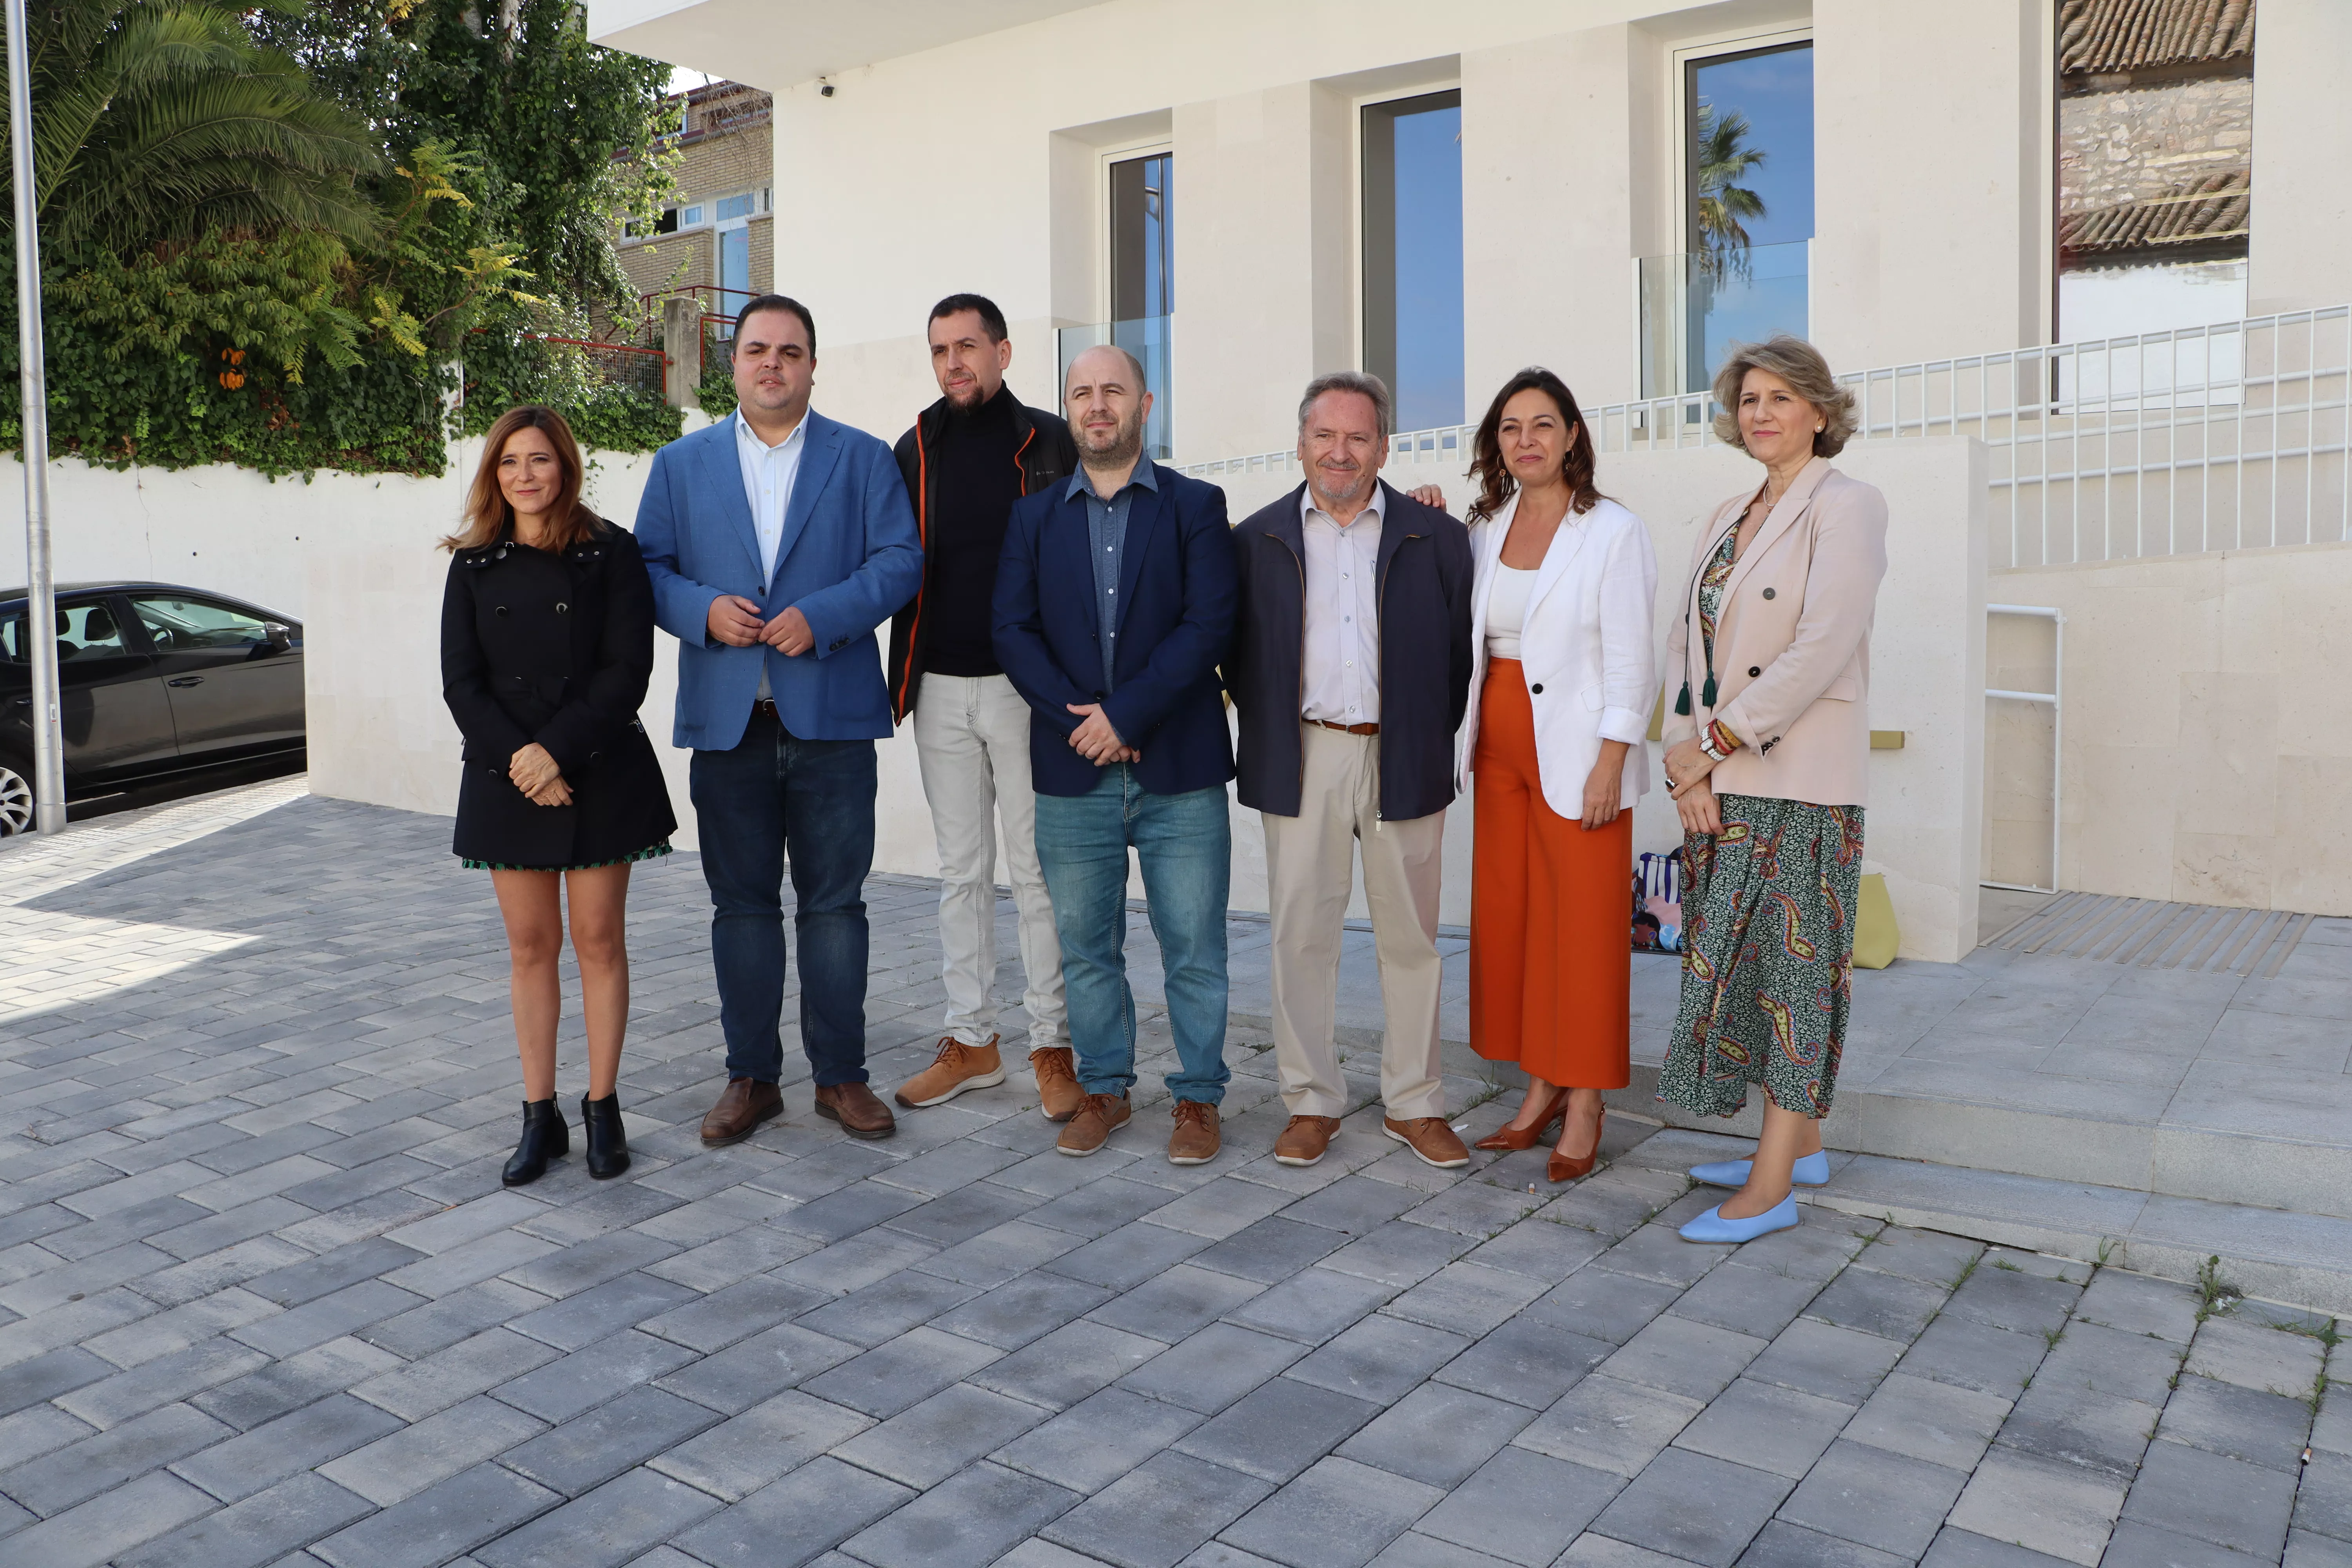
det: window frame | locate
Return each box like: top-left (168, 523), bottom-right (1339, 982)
top-left (1095, 137), bottom-right (1174, 327)
top-left (1667, 26), bottom-right (1815, 261)
top-left (1355, 82), bottom-right (1465, 436)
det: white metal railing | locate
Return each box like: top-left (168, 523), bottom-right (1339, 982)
top-left (1179, 305), bottom-right (2350, 569)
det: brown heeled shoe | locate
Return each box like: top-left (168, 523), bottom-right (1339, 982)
top-left (1474, 1085), bottom-right (1571, 1152)
top-left (1547, 1106), bottom-right (1608, 1184)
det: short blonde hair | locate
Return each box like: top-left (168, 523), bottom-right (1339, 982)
top-left (1710, 334), bottom-right (1857, 458)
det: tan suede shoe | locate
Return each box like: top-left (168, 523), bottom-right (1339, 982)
top-left (895, 1036), bottom-right (1005, 1108)
top-left (1383, 1114), bottom-right (1470, 1169)
top-left (1167, 1100), bottom-right (1221, 1165)
top-left (1274, 1114), bottom-right (1341, 1167)
top-left (1031, 1047), bottom-right (1083, 1123)
top-left (1056, 1092), bottom-right (1132, 1156)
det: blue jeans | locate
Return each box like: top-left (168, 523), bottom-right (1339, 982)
top-left (689, 709), bottom-right (876, 1086)
top-left (1031, 766), bottom-right (1230, 1105)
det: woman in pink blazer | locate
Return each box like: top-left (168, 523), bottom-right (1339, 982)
top-left (1656, 335), bottom-right (1887, 1244)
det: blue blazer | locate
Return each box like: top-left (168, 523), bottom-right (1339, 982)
top-left (635, 412), bottom-right (923, 750)
top-left (992, 463), bottom-right (1238, 799)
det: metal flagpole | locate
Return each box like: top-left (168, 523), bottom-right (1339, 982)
top-left (7, 0), bottom-right (64, 835)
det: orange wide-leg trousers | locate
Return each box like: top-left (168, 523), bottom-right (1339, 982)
top-left (1469, 659), bottom-right (1632, 1089)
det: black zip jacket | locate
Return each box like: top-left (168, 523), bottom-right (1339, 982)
top-left (1227, 481), bottom-right (1474, 822)
top-left (887, 388), bottom-right (1078, 720)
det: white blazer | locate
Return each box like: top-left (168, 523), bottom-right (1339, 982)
top-left (1457, 492), bottom-right (1659, 818)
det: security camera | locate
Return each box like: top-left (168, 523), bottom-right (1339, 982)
top-left (818, 79), bottom-right (835, 97)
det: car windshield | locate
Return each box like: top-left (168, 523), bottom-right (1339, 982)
top-left (131, 595), bottom-right (270, 653)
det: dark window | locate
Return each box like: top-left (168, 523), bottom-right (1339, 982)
top-left (1363, 91), bottom-right (1464, 434)
top-left (1109, 152), bottom-right (1174, 324)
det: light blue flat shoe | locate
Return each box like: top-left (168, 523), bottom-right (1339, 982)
top-left (1690, 1150), bottom-right (1831, 1189)
top-left (1679, 1192), bottom-right (1801, 1244)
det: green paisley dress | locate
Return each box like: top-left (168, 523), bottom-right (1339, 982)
top-left (1657, 527), bottom-right (1866, 1120)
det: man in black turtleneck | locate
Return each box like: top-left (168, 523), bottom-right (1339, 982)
top-left (886, 294), bottom-right (1082, 1120)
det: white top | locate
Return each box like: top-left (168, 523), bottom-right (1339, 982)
top-left (733, 409), bottom-right (807, 699)
top-left (1483, 564), bottom-right (1535, 661)
top-left (1299, 484), bottom-right (1385, 725)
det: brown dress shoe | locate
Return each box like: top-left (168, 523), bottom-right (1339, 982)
top-left (813, 1081), bottom-right (898, 1140)
top-left (895, 1036), bottom-right (1005, 1108)
top-left (700, 1078), bottom-right (783, 1146)
top-left (1274, 1114), bottom-right (1341, 1167)
top-left (1384, 1114), bottom-right (1470, 1169)
top-left (1167, 1100), bottom-right (1221, 1165)
top-left (1056, 1092), bottom-right (1131, 1156)
top-left (1031, 1047), bottom-right (1083, 1123)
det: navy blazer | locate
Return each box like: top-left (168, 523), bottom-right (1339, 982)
top-left (635, 411), bottom-right (923, 750)
top-left (992, 463), bottom-right (1238, 799)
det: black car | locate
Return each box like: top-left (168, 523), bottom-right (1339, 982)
top-left (0, 582), bottom-right (305, 835)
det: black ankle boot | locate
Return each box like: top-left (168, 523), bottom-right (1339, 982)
top-left (582, 1091), bottom-right (630, 1179)
top-left (502, 1099), bottom-right (568, 1187)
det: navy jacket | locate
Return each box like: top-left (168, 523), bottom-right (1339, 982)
top-left (1228, 481), bottom-right (1474, 822)
top-left (992, 463), bottom-right (1238, 799)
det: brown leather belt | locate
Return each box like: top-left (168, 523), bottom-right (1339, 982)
top-left (1311, 719), bottom-right (1379, 736)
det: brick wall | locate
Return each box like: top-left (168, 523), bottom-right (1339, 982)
top-left (614, 82), bottom-right (774, 325)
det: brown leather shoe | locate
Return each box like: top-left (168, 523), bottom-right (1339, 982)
top-left (1167, 1100), bottom-right (1221, 1165)
top-left (1032, 1047), bottom-right (1083, 1123)
top-left (895, 1035), bottom-right (1005, 1108)
top-left (1384, 1114), bottom-right (1470, 1169)
top-left (1274, 1114), bottom-right (1341, 1167)
top-left (813, 1081), bottom-right (897, 1141)
top-left (1056, 1092), bottom-right (1131, 1156)
top-left (700, 1078), bottom-right (783, 1147)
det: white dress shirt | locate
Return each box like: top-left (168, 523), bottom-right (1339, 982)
top-left (1299, 485), bottom-right (1384, 726)
top-left (734, 408), bottom-right (807, 700)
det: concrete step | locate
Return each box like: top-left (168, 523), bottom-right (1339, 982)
top-left (1621, 1125), bottom-right (2352, 1316)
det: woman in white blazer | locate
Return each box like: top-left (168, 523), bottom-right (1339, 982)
top-left (1458, 368), bottom-right (1657, 1182)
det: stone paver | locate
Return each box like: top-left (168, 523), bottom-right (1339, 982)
top-left (0, 788), bottom-right (2342, 1568)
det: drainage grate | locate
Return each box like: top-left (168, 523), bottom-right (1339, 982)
top-left (1990, 892), bottom-right (2317, 976)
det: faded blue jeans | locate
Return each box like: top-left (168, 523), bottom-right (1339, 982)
top-left (1031, 765), bottom-right (1231, 1105)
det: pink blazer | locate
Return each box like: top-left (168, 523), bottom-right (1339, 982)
top-left (1661, 457), bottom-right (1887, 809)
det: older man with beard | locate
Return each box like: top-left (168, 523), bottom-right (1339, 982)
top-left (1228, 372), bottom-right (1475, 1171)
top-left (991, 345), bottom-right (1240, 1165)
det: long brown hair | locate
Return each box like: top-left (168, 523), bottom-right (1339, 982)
top-left (441, 405), bottom-right (601, 552)
top-left (1465, 368), bottom-right (1604, 524)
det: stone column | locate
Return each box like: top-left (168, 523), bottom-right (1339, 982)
top-left (662, 296), bottom-right (704, 410)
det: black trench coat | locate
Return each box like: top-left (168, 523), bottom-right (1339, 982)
top-left (440, 520), bottom-right (677, 868)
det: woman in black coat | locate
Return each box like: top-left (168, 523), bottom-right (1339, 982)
top-left (441, 405), bottom-right (676, 1186)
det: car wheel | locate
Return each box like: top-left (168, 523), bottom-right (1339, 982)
top-left (0, 756), bottom-right (32, 837)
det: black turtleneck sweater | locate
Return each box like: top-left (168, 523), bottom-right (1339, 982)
top-left (926, 382), bottom-right (1026, 677)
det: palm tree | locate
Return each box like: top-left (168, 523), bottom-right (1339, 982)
top-left (2, 0), bottom-right (381, 253)
top-left (1692, 101), bottom-right (1768, 276)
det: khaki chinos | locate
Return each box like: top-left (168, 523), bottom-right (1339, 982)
top-left (1263, 721), bottom-right (1447, 1120)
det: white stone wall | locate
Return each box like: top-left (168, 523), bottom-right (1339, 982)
top-left (1986, 543), bottom-right (2352, 915)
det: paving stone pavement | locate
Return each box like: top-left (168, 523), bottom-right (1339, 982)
top-left (0, 788), bottom-right (2344, 1568)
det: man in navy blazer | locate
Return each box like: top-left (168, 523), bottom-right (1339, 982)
top-left (636, 294), bottom-right (922, 1145)
top-left (992, 343), bottom-right (1238, 1165)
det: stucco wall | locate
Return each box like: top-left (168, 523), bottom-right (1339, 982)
top-left (1987, 543), bottom-right (2352, 915)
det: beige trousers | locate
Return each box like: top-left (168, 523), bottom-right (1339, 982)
top-left (1262, 722), bottom-right (1448, 1120)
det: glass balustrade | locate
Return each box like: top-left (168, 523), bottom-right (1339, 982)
top-left (1056, 315), bottom-right (1174, 461)
top-left (1639, 240), bottom-right (1811, 399)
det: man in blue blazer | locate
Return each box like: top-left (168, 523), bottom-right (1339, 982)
top-left (636, 295), bottom-right (923, 1145)
top-left (993, 344), bottom-right (1238, 1165)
